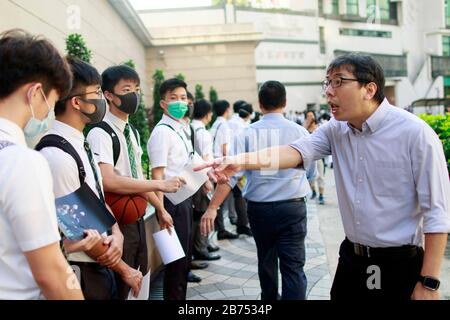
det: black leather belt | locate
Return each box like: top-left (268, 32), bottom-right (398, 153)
top-left (248, 197), bottom-right (306, 205)
top-left (345, 238), bottom-right (420, 259)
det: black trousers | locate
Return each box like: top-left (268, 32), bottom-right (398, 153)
top-left (247, 199), bottom-right (307, 300)
top-left (114, 218), bottom-right (148, 300)
top-left (232, 186), bottom-right (249, 228)
top-left (163, 197), bottom-right (193, 300)
top-left (330, 238), bottom-right (424, 300)
top-left (70, 261), bottom-right (117, 300)
top-left (193, 209), bottom-right (209, 256)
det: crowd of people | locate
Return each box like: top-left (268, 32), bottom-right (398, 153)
top-left (1, 29), bottom-right (449, 301)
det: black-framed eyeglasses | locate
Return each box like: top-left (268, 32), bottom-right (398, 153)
top-left (322, 77), bottom-right (367, 91)
top-left (64, 88), bottom-right (104, 101)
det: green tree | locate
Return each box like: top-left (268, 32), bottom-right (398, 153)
top-left (152, 69), bottom-right (165, 127)
top-left (123, 60), bottom-right (151, 178)
top-left (174, 73), bottom-right (185, 81)
top-left (66, 33), bottom-right (92, 63)
top-left (209, 86), bottom-right (218, 103)
top-left (195, 84), bottom-right (205, 100)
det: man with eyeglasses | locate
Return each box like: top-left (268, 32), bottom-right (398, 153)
top-left (197, 53), bottom-right (450, 300)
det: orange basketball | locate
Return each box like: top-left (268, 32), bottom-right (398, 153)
top-left (105, 192), bottom-right (148, 225)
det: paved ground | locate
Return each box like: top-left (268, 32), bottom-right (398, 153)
top-left (151, 167), bottom-right (450, 300)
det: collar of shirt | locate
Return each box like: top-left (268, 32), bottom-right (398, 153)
top-left (51, 120), bottom-right (85, 148)
top-left (105, 111), bottom-right (128, 133)
top-left (347, 98), bottom-right (391, 134)
top-left (161, 114), bottom-right (184, 132)
top-left (261, 112), bottom-right (284, 122)
top-left (215, 116), bottom-right (227, 124)
top-left (191, 119), bottom-right (206, 129)
top-left (0, 118), bottom-right (27, 146)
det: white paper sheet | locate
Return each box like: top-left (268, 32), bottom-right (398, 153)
top-left (152, 227), bottom-right (185, 265)
top-left (164, 153), bottom-right (209, 205)
top-left (127, 268), bottom-right (150, 300)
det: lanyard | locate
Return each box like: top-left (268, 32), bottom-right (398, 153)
top-left (157, 123), bottom-right (194, 158)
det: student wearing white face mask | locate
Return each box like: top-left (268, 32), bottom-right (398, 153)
top-left (0, 29), bottom-right (83, 300)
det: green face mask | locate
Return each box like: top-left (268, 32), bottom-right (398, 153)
top-left (167, 100), bottom-right (189, 120)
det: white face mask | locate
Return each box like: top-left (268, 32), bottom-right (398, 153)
top-left (24, 88), bottom-right (54, 138)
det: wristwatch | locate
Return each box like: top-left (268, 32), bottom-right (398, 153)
top-left (418, 275), bottom-right (440, 291)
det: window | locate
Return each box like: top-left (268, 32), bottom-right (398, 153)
top-left (318, 0), bottom-right (324, 15)
top-left (366, 0), bottom-right (377, 19)
top-left (446, 0), bottom-right (450, 28)
top-left (347, 0), bottom-right (359, 15)
top-left (339, 28), bottom-right (392, 38)
top-left (443, 36), bottom-right (450, 56)
top-left (319, 26), bottom-right (326, 54)
top-left (379, 0), bottom-right (390, 20)
top-left (332, 0), bottom-right (339, 15)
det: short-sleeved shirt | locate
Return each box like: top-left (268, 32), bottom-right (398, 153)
top-left (290, 98), bottom-right (450, 247)
top-left (40, 120), bottom-right (106, 263)
top-left (87, 112), bottom-right (143, 180)
top-left (210, 117), bottom-right (231, 158)
top-left (0, 118), bottom-right (60, 300)
top-left (147, 114), bottom-right (194, 178)
top-left (191, 119), bottom-right (213, 160)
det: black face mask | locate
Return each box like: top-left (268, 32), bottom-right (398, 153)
top-left (112, 92), bottom-right (140, 115)
top-left (79, 98), bottom-right (107, 124)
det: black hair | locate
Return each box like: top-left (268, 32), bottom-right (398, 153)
top-left (55, 56), bottom-right (101, 116)
top-left (159, 78), bottom-right (188, 100)
top-left (187, 91), bottom-right (194, 101)
top-left (305, 110), bottom-right (318, 125)
top-left (258, 81), bottom-right (286, 110)
top-left (213, 100), bottom-right (231, 117)
top-left (233, 100), bottom-right (246, 113)
top-left (193, 99), bottom-right (212, 119)
top-left (0, 29), bottom-right (72, 99)
top-left (101, 64), bottom-right (140, 94)
top-left (238, 102), bottom-right (253, 119)
top-left (327, 53), bottom-right (385, 104)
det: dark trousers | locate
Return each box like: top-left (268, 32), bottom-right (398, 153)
top-left (232, 186), bottom-right (249, 228)
top-left (247, 199), bottom-right (307, 300)
top-left (114, 218), bottom-right (148, 300)
top-left (193, 209), bottom-right (209, 256)
top-left (330, 238), bottom-right (424, 300)
top-left (71, 261), bottom-right (117, 300)
top-left (163, 197), bottom-right (193, 300)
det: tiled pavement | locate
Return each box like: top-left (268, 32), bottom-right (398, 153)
top-left (150, 201), bottom-right (332, 300)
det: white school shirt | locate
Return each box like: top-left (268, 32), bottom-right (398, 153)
top-left (40, 120), bottom-right (106, 263)
top-left (227, 116), bottom-right (249, 156)
top-left (87, 112), bottom-right (144, 180)
top-left (0, 118), bottom-right (60, 300)
top-left (191, 119), bottom-right (213, 160)
top-left (290, 99), bottom-right (450, 247)
top-left (210, 116), bottom-right (231, 158)
top-left (147, 114), bottom-right (194, 178)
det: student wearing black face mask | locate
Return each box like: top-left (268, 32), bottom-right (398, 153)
top-left (38, 57), bottom-right (144, 299)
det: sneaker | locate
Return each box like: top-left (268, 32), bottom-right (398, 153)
top-left (237, 226), bottom-right (253, 237)
top-left (318, 194), bottom-right (325, 205)
top-left (217, 230), bottom-right (239, 240)
top-left (310, 190), bottom-right (317, 200)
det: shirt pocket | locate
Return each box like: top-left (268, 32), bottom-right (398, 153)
top-left (372, 160), bottom-right (411, 197)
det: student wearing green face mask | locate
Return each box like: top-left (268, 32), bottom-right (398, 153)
top-left (148, 78), bottom-right (212, 300)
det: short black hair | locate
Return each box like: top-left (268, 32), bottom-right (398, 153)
top-left (238, 102), bottom-right (253, 118)
top-left (327, 53), bottom-right (385, 104)
top-left (101, 65), bottom-right (140, 94)
top-left (233, 100), bottom-right (246, 113)
top-left (159, 78), bottom-right (187, 100)
top-left (187, 91), bottom-right (194, 101)
top-left (0, 29), bottom-right (72, 99)
top-left (259, 81), bottom-right (286, 110)
top-left (213, 100), bottom-right (230, 117)
top-left (55, 56), bottom-right (101, 116)
top-left (193, 99), bottom-right (212, 119)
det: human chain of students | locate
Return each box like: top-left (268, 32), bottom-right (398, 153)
top-left (0, 28), bottom-right (449, 301)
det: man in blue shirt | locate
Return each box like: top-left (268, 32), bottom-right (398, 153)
top-left (200, 81), bottom-right (313, 300)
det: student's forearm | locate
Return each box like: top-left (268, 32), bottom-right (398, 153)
top-left (420, 233), bottom-right (448, 278)
top-left (146, 191), bottom-right (164, 211)
top-left (152, 168), bottom-right (165, 203)
top-left (208, 183), bottom-right (232, 210)
top-left (103, 175), bottom-right (164, 194)
top-left (236, 145), bottom-right (303, 171)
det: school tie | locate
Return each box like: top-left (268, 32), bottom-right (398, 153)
top-left (124, 123), bottom-right (138, 179)
top-left (83, 139), bottom-right (105, 204)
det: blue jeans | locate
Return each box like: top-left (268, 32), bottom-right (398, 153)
top-left (247, 199), bottom-right (307, 300)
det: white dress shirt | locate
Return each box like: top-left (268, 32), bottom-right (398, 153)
top-left (290, 99), bottom-right (450, 247)
top-left (40, 120), bottom-right (106, 263)
top-left (87, 112), bottom-right (144, 180)
top-left (228, 116), bottom-right (249, 156)
top-left (210, 116), bottom-right (231, 158)
top-left (147, 114), bottom-right (194, 178)
top-left (191, 119), bottom-right (213, 160)
top-left (0, 118), bottom-right (60, 300)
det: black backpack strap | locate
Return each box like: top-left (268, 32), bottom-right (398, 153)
top-left (92, 121), bottom-right (120, 166)
top-left (189, 124), bottom-right (195, 151)
top-left (35, 134), bottom-right (86, 184)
